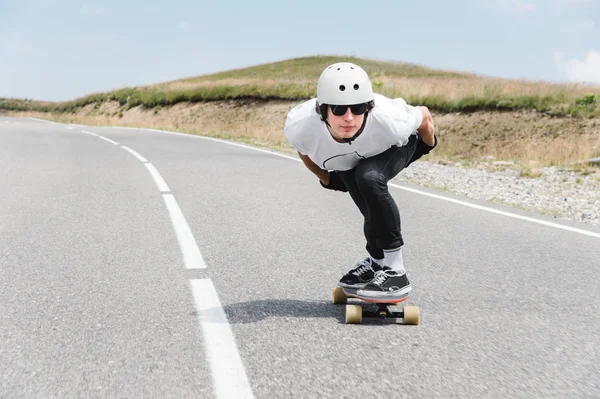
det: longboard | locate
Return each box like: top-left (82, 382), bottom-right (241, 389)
top-left (333, 286), bottom-right (420, 325)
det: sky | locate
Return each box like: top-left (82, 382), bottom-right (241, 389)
top-left (1, 0), bottom-right (599, 102)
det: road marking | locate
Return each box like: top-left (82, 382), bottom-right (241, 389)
top-left (110, 126), bottom-right (600, 240)
top-left (162, 193), bottom-right (206, 269)
top-left (190, 279), bottom-right (254, 399)
top-left (28, 119), bottom-right (600, 239)
top-left (89, 125), bottom-right (300, 162)
top-left (30, 123), bottom-right (247, 396)
top-left (121, 146), bottom-right (148, 163)
top-left (388, 183), bottom-right (600, 239)
top-left (144, 163), bottom-right (170, 192)
top-left (99, 136), bottom-right (119, 145)
top-left (80, 129), bottom-right (206, 268)
top-left (27, 117), bottom-right (62, 125)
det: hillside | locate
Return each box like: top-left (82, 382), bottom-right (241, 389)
top-left (1, 55), bottom-right (599, 168)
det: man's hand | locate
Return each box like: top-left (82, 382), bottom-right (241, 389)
top-left (416, 106), bottom-right (435, 146)
top-left (320, 171), bottom-right (348, 192)
top-left (298, 152), bottom-right (347, 192)
top-left (407, 134), bottom-right (438, 166)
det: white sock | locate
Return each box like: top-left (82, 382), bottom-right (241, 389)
top-left (371, 256), bottom-right (384, 267)
top-left (383, 247), bottom-right (405, 274)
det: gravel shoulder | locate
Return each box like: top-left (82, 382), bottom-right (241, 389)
top-left (396, 160), bottom-right (600, 227)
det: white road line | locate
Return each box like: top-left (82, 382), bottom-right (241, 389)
top-left (99, 136), bottom-right (119, 145)
top-left (190, 279), bottom-right (254, 399)
top-left (82, 130), bottom-right (98, 136)
top-left (389, 183), bottom-right (600, 239)
top-left (90, 125), bottom-right (299, 162)
top-left (27, 117), bottom-right (62, 125)
top-left (60, 124), bottom-right (246, 395)
top-left (162, 194), bottom-right (206, 269)
top-left (145, 163), bottom-right (170, 192)
top-left (108, 126), bottom-right (600, 240)
top-left (122, 146), bottom-right (148, 163)
top-left (26, 119), bottom-right (600, 238)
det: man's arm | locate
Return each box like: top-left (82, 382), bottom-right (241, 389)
top-left (416, 106), bottom-right (435, 146)
top-left (298, 152), bottom-right (330, 185)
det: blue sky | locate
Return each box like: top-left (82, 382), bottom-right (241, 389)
top-left (1, 0), bottom-right (599, 101)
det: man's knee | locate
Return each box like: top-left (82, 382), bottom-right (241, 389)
top-left (355, 167), bottom-right (386, 195)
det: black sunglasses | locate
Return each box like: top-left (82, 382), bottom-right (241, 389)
top-left (330, 103), bottom-right (368, 116)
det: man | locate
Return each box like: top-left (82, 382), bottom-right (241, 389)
top-left (284, 62), bottom-right (437, 300)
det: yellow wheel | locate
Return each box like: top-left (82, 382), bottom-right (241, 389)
top-left (332, 287), bottom-right (347, 304)
top-left (403, 306), bottom-right (420, 325)
top-left (345, 304), bottom-right (362, 324)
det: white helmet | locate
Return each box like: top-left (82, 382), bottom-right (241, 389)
top-left (316, 62), bottom-right (374, 105)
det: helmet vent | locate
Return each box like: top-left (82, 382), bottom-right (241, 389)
top-left (354, 84), bottom-right (359, 90)
top-left (339, 85), bottom-right (346, 91)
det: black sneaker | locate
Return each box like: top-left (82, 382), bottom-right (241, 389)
top-left (356, 269), bottom-right (412, 300)
top-left (337, 257), bottom-right (383, 289)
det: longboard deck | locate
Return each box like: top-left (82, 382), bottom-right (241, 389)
top-left (340, 287), bottom-right (410, 305)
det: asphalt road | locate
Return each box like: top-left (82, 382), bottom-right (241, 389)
top-left (1, 117), bottom-right (599, 398)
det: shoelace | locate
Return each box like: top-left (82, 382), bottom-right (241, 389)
top-left (371, 271), bottom-right (390, 286)
top-left (351, 259), bottom-right (371, 276)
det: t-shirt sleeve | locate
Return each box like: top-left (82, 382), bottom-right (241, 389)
top-left (371, 95), bottom-right (423, 144)
top-left (284, 99), bottom-right (321, 155)
top-left (283, 103), bottom-right (309, 155)
top-left (391, 97), bottom-right (423, 133)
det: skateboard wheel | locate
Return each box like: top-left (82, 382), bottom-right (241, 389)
top-left (402, 306), bottom-right (420, 325)
top-left (333, 287), bottom-right (348, 304)
top-left (345, 304), bottom-right (362, 324)
top-left (332, 287), bottom-right (347, 304)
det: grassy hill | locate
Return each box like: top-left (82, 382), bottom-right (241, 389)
top-left (1, 55), bottom-right (599, 117)
top-left (1, 55), bottom-right (599, 169)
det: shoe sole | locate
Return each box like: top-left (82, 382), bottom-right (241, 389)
top-left (337, 282), bottom-right (368, 289)
top-left (355, 286), bottom-right (412, 302)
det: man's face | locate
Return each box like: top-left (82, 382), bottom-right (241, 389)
top-left (326, 104), bottom-right (366, 141)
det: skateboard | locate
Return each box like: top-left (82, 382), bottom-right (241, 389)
top-left (333, 286), bottom-right (420, 325)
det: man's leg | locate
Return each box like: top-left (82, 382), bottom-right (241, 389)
top-left (352, 136), bottom-right (420, 299)
top-left (334, 169), bottom-right (385, 290)
top-left (338, 168), bottom-right (383, 261)
top-left (353, 135), bottom-right (419, 253)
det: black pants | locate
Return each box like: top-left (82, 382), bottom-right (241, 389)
top-left (338, 134), bottom-right (420, 260)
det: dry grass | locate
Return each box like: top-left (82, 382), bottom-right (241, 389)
top-left (2, 55), bottom-right (599, 169)
top-left (374, 76), bottom-right (598, 103)
top-left (147, 74), bottom-right (598, 106)
top-left (151, 78), bottom-right (312, 92)
top-left (432, 111), bottom-right (600, 164)
top-left (3, 55), bottom-right (600, 118)
top-left (6, 99), bottom-right (599, 168)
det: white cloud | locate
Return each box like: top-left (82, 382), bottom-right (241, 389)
top-left (80, 6), bottom-right (111, 17)
top-left (555, 50), bottom-right (600, 84)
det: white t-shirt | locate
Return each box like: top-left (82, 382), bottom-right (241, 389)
top-left (284, 93), bottom-right (423, 171)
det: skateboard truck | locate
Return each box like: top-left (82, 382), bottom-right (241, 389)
top-left (333, 287), bottom-right (420, 325)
